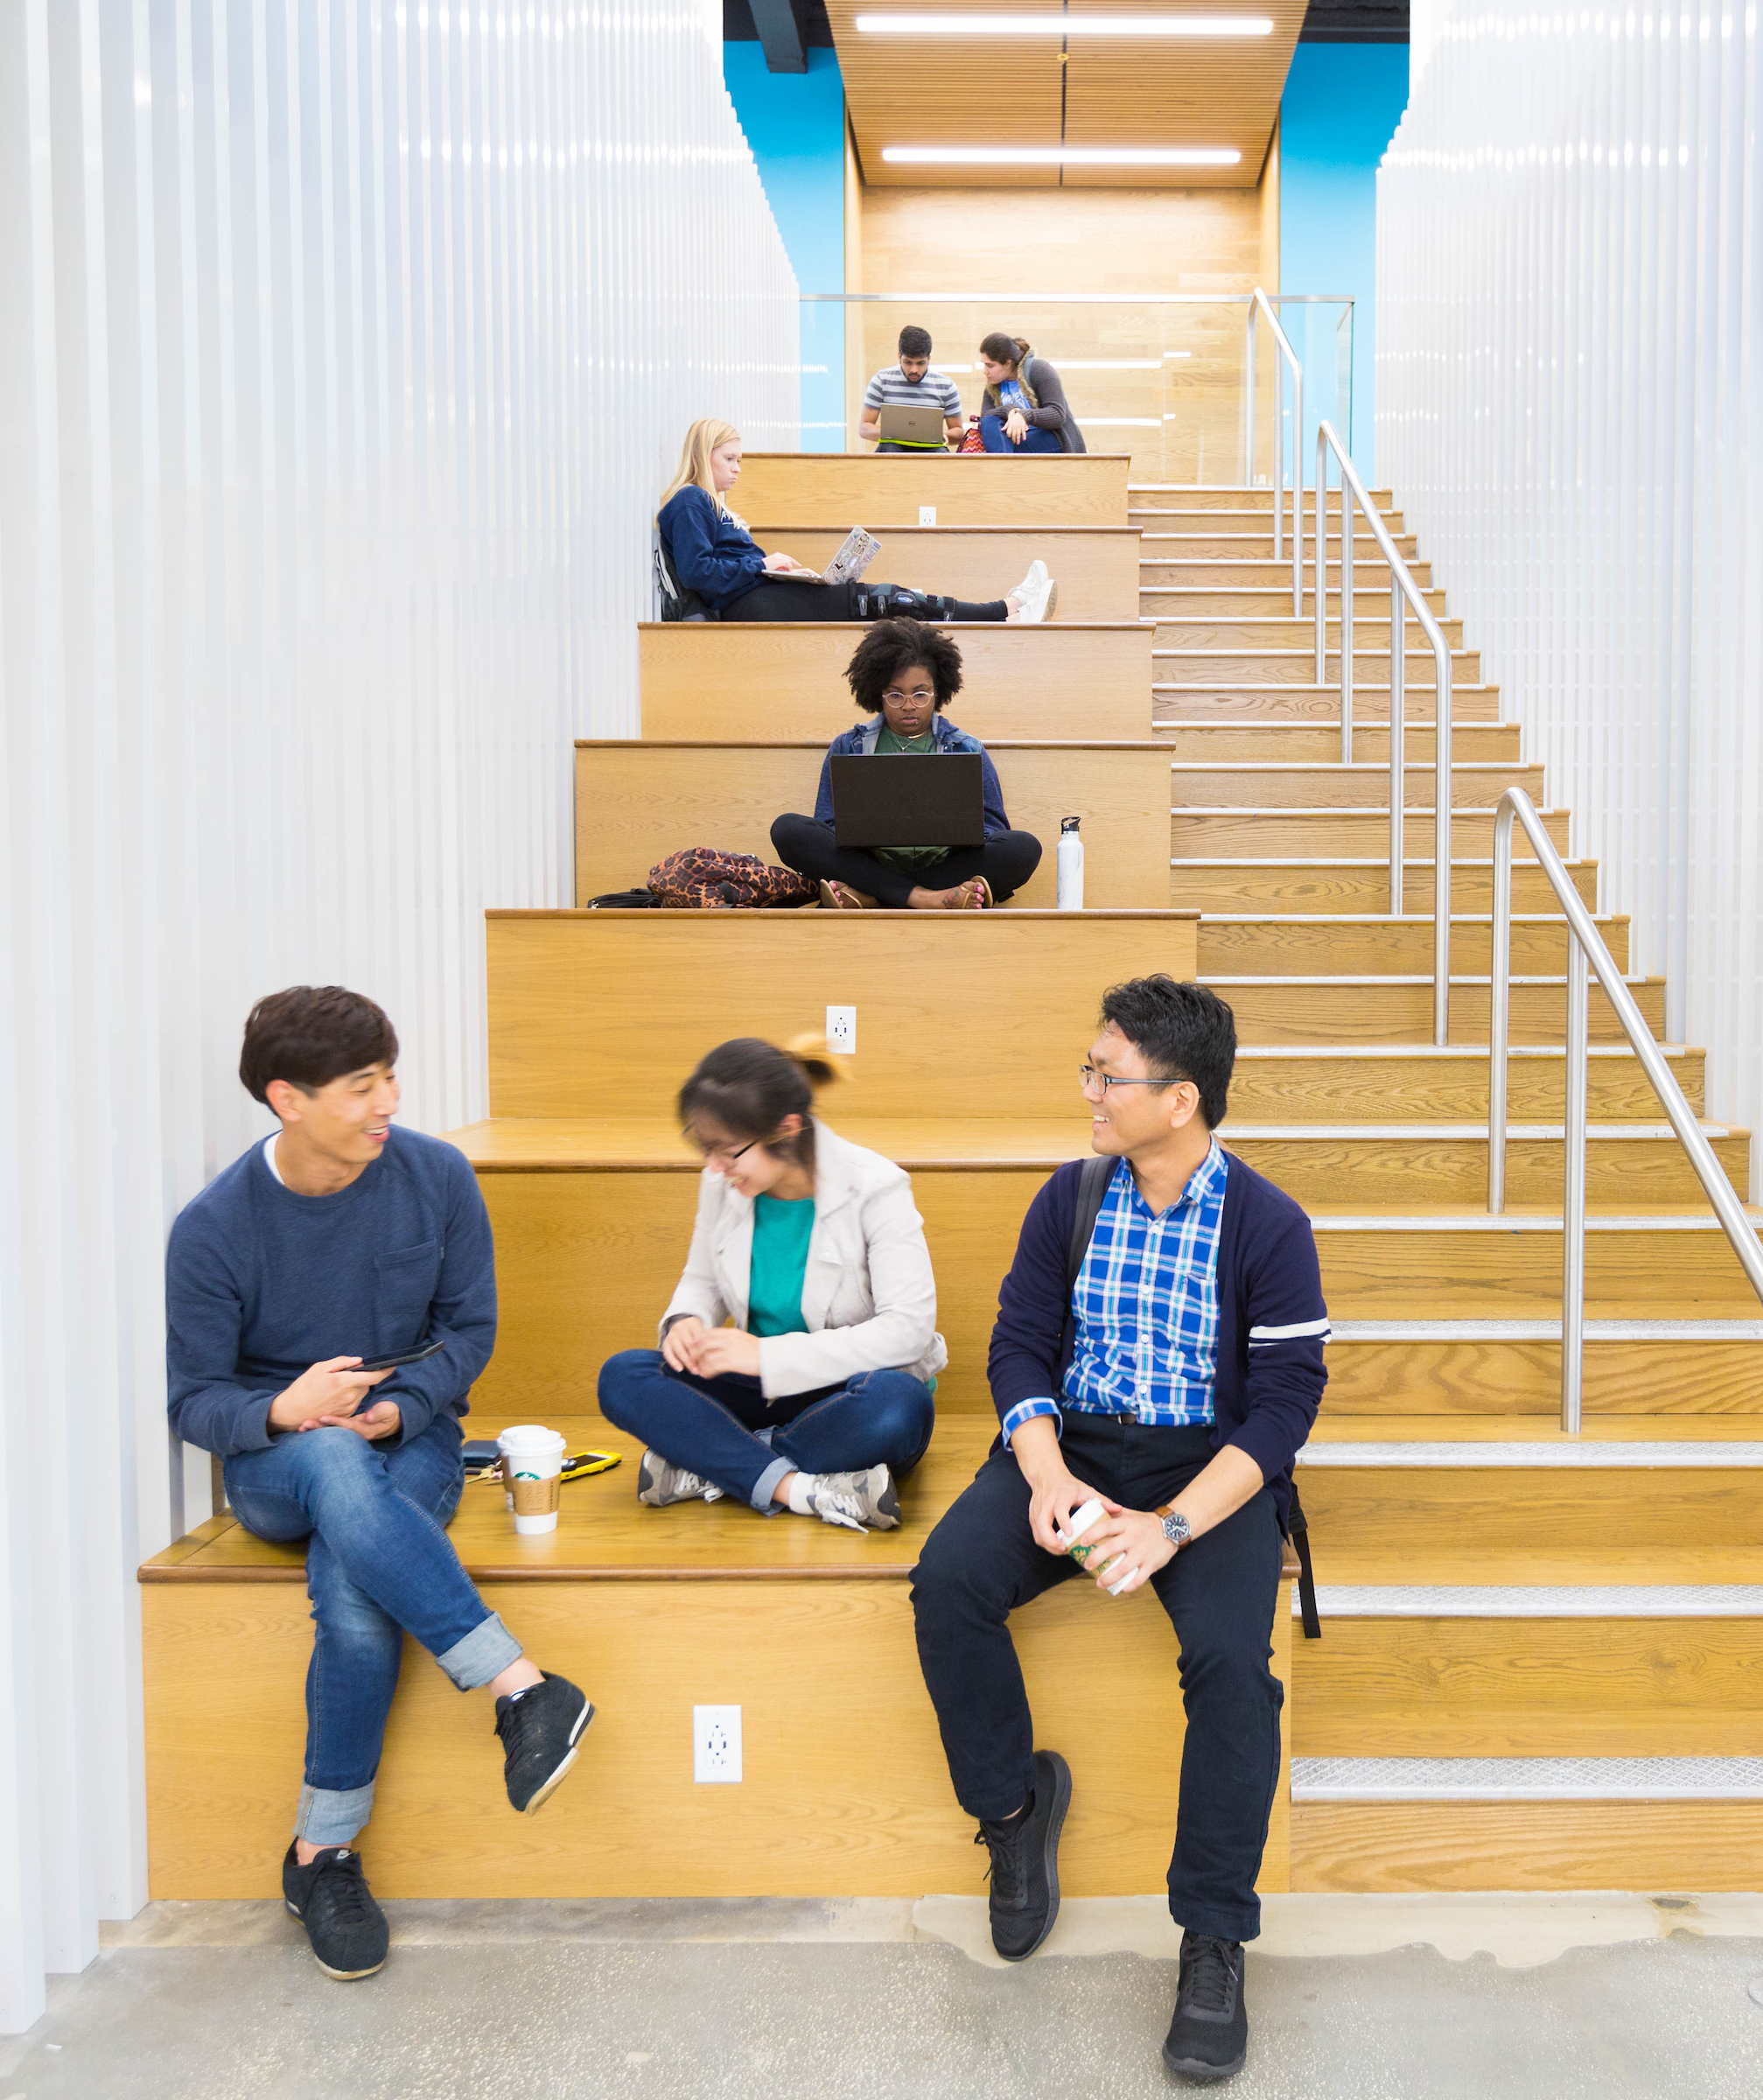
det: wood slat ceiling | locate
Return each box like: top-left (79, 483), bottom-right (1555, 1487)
top-left (828, 0), bottom-right (1308, 186)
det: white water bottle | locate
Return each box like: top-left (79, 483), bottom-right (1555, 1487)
top-left (1055, 816), bottom-right (1085, 910)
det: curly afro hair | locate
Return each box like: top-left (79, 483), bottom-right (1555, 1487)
top-left (843, 619), bottom-right (965, 715)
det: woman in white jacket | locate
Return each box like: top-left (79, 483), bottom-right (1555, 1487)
top-left (597, 1036), bottom-right (944, 1534)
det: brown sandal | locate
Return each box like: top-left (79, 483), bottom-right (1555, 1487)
top-left (959, 878), bottom-right (993, 911)
top-left (819, 879), bottom-right (878, 912)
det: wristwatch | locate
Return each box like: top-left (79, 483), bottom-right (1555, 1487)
top-left (1155, 1504), bottom-right (1193, 1551)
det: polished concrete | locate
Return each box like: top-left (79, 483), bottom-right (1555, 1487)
top-left (4, 1896), bottom-right (1762, 2097)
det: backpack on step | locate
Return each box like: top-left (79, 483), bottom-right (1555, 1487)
top-left (654, 532), bottom-right (717, 622)
top-left (647, 848), bottom-right (817, 911)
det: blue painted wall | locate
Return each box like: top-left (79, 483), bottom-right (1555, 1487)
top-left (723, 44), bottom-right (847, 452)
top-left (1278, 45), bottom-right (1410, 484)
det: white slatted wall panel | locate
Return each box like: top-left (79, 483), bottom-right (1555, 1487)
top-left (1378, 3), bottom-right (1763, 1194)
top-left (0, 0), bottom-right (795, 2026)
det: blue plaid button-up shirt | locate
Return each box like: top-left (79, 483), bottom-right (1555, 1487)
top-left (1000, 1141), bottom-right (1228, 1442)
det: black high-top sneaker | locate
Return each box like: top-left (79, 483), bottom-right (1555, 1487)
top-left (971, 1749), bottom-right (1072, 1961)
top-left (282, 1843), bottom-right (389, 1981)
top-left (1163, 1930), bottom-right (1248, 2082)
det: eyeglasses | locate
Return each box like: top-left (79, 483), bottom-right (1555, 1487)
top-left (882, 686), bottom-right (936, 705)
top-left (1079, 1065), bottom-right (1177, 1096)
top-left (685, 1133), bottom-right (760, 1167)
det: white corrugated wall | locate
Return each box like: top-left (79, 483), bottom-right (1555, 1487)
top-left (1378, 3), bottom-right (1763, 1192)
top-left (0, 0), bottom-right (794, 2027)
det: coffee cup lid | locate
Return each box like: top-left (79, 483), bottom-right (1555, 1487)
top-left (496, 1424), bottom-right (566, 1452)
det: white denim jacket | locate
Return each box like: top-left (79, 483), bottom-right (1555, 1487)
top-left (659, 1120), bottom-right (947, 1399)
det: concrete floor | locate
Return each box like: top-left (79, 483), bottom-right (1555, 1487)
top-left (6, 1895), bottom-right (1763, 2097)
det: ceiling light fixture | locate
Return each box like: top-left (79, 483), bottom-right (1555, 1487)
top-left (883, 145), bottom-right (1242, 166)
top-left (856, 12), bottom-right (1275, 35)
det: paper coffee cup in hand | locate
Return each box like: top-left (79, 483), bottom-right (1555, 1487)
top-left (496, 1425), bottom-right (568, 1535)
top-left (1058, 1495), bottom-right (1137, 1595)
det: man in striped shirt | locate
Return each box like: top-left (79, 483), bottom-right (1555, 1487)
top-left (858, 325), bottom-right (964, 452)
top-left (912, 976), bottom-right (1328, 2085)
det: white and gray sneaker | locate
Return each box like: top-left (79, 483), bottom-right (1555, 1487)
top-left (1010, 559), bottom-right (1058, 624)
top-left (806, 1465), bottom-right (900, 1534)
top-left (637, 1450), bottom-right (726, 1508)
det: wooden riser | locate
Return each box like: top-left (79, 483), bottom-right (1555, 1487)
top-left (1159, 725), bottom-right (1523, 764)
top-left (1291, 1801), bottom-right (1763, 1893)
top-left (1130, 531), bottom-right (1423, 561)
top-left (1153, 620), bottom-right (1468, 651)
top-left (1228, 1047), bottom-right (1706, 1124)
top-left (1171, 809), bottom-right (1569, 857)
top-left (1158, 651), bottom-right (1485, 687)
top-left (1295, 1619), bottom-right (1763, 1758)
top-left (1171, 862), bottom-right (1599, 915)
top-left (483, 912), bottom-right (1200, 1122)
top-left (1154, 688), bottom-right (1503, 725)
top-left (1326, 1334), bottom-right (1756, 1415)
top-left (1129, 486), bottom-right (1396, 514)
top-left (1228, 1132), bottom-right (1747, 1209)
top-left (639, 622), bottom-right (1152, 746)
top-left (1144, 587), bottom-right (1450, 618)
top-left (1170, 764), bottom-right (1544, 812)
top-left (1214, 977), bottom-right (1669, 1046)
top-left (734, 452), bottom-right (1132, 529)
top-left (1197, 916), bottom-right (1632, 975)
top-left (745, 527), bottom-right (1142, 625)
top-left (1138, 561), bottom-right (1438, 590)
top-left (575, 743), bottom-right (1172, 910)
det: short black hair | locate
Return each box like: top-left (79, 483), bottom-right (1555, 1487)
top-left (844, 619), bottom-right (964, 714)
top-left (240, 985), bottom-right (399, 1105)
top-left (1098, 976), bottom-right (1235, 1129)
top-left (898, 324), bottom-right (933, 359)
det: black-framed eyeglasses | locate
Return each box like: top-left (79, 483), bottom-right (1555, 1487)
top-left (1079, 1065), bottom-right (1177, 1096)
top-left (685, 1133), bottom-right (761, 1167)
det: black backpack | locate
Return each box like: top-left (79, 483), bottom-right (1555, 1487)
top-left (1062, 1155), bottom-right (1320, 1639)
top-left (653, 532), bottom-right (717, 622)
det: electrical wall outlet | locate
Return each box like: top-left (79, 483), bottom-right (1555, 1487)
top-left (693, 1704), bottom-right (742, 1784)
top-left (826, 1004), bottom-right (857, 1054)
top-left (918, 504), bottom-right (936, 526)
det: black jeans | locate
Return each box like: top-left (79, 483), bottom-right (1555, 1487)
top-left (722, 580), bottom-right (1007, 623)
top-left (910, 1415), bottom-right (1284, 1942)
top-left (771, 814), bottom-right (1044, 910)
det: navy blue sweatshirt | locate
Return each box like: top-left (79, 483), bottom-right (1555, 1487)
top-left (658, 485), bottom-right (767, 612)
top-left (165, 1126), bottom-right (496, 1458)
top-left (987, 1152), bottom-right (1328, 1531)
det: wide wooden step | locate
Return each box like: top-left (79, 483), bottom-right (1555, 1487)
top-left (1138, 557), bottom-right (1438, 591)
top-left (1130, 528), bottom-right (1423, 560)
top-left (1153, 686), bottom-right (1503, 725)
top-left (1169, 761), bottom-right (1543, 811)
top-left (1156, 648), bottom-right (1484, 686)
top-left (1170, 808), bottom-right (1569, 858)
top-left (737, 450), bottom-right (1131, 528)
top-left (1211, 975), bottom-right (1669, 1046)
top-left (1152, 616), bottom-right (1468, 651)
top-left (1129, 484), bottom-right (1397, 514)
top-left (752, 526), bottom-right (1141, 624)
top-left (1197, 914), bottom-right (1631, 975)
top-left (576, 742), bottom-right (1172, 908)
top-left (1170, 858), bottom-right (1599, 914)
top-left (639, 622), bottom-right (1152, 745)
top-left (1158, 723), bottom-right (1522, 764)
top-left (1143, 584), bottom-right (1450, 618)
top-left (1229, 1046), bottom-right (1707, 1124)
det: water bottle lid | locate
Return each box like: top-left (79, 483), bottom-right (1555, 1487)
top-left (1060, 816), bottom-right (1081, 832)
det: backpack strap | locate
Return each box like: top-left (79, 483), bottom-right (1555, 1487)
top-left (1285, 1478), bottom-right (1321, 1640)
top-left (1065, 1155), bottom-right (1116, 1300)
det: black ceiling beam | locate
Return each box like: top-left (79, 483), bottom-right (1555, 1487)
top-left (747, 0), bottom-right (808, 71)
top-left (1299, 0), bottom-right (1410, 38)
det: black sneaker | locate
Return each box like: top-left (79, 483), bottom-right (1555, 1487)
top-left (1163, 1930), bottom-right (1248, 2082)
top-left (281, 1843), bottom-right (388, 1981)
top-left (496, 1671), bottom-right (594, 1814)
top-left (973, 1748), bottom-right (1072, 1961)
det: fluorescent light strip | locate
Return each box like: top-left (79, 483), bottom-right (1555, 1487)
top-left (884, 146), bottom-right (1241, 167)
top-left (960, 357), bottom-right (1162, 370)
top-left (857, 13), bottom-right (1274, 35)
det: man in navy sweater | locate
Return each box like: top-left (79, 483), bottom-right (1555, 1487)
top-left (166, 986), bottom-right (592, 1983)
top-left (911, 976), bottom-right (1327, 2085)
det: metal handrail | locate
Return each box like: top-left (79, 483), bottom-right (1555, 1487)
top-left (1314, 418), bottom-right (1452, 1047)
top-left (1244, 289), bottom-right (1304, 613)
top-left (1488, 787), bottom-right (1763, 1432)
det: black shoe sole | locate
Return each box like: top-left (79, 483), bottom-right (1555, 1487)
top-left (1161, 2041), bottom-right (1247, 2083)
top-left (997, 1750), bottom-right (1073, 1964)
top-left (285, 1900), bottom-right (387, 1981)
top-left (518, 1697), bottom-right (595, 1816)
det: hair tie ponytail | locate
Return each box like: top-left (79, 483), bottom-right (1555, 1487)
top-left (781, 1032), bottom-right (847, 1092)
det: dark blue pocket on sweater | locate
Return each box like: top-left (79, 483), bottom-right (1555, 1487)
top-left (374, 1238), bottom-right (442, 1348)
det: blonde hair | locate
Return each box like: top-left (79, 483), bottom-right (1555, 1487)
top-left (659, 417), bottom-right (743, 522)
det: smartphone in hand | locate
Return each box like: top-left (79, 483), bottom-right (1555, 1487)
top-left (355, 1338), bottom-right (445, 1373)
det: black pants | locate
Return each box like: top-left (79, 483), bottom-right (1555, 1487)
top-left (722, 581), bottom-right (1007, 623)
top-left (771, 814), bottom-right (1043, 910)
top-left (910, 1416), bottom-right (1284, 1942)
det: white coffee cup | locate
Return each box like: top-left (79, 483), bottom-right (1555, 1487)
top-left (1058, 1495), bottom-right (1138, 1596)
top-left (496, 1424), bottom-right (568, 1535)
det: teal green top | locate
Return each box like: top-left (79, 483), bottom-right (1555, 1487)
top-left (747, 1194), bottom-right (815, 1338)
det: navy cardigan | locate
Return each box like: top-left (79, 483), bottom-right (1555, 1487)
top-left (987, 1152), bottom-right (1328, 1532)
top-left (658, 485), bottom-right (766, 612)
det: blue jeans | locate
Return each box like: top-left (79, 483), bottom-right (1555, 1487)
top-left (979, 412), bottom-right (1062, 454)
top-left (598, 1349), bottom-right (936, 1512)
top-left (223, 1417), bottom-right (521, 1845)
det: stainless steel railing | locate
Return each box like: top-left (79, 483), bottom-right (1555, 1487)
top-left (1487, 787), bottom-right (1763, 1432)
top-left (1313, 418), bottom-right (1452, 1047)
top-left (1244, 289), bottom-right (1304, 614)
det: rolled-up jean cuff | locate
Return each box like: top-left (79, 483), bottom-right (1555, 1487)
top-left (295, 1782), bottom-right (376, 1847)
top-left (751, 1454), bottom-right (793, 1515)
top-left (436, 1610), bottom-right (522, 1690)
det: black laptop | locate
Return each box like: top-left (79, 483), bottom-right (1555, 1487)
top-left (829, 754), bottom-right (986, 849)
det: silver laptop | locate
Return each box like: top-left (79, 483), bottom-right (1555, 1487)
top-left (877, 402), bottom-right (948, 448)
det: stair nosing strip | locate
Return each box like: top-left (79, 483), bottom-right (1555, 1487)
top-left (1293, 1585), bottom-right (1763, 1616)
top-left (1298, 1441), bottom-right (1763, 1466)
top-left (1291, 1755), bottom-right (1763, 1802)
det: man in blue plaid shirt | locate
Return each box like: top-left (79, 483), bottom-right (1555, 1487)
top-left (912, 976), bottom-right (1329, 2085)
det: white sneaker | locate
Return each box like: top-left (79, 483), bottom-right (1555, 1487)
top-left (637, 1450), bottom-right (725, 1508)
top-left (805, 1465), bottom-right (900, 1534)
top-left (1011, 560), bottom-right (1057, 624)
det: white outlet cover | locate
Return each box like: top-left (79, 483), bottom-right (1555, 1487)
top-left (826, 1004), bottom-right (857, 1054)
top-left (918, 504), bottom-right (936, 526)
top-left (693, 1704), bottom-right (742, 1784)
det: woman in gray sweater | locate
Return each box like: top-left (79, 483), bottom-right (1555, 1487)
top-left (975, 333), bottom-right (1088, 456)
